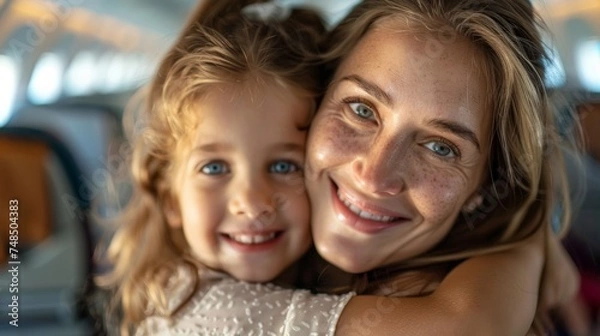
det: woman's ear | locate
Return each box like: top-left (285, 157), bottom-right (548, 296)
top-left (163, 195), bottom-right (183, 228)
top-left (463, 193), bottom-right (484, 213)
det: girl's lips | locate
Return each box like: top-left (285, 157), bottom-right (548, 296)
top-left (330, 179), bottom-right (409, 234)
top-left (221, 231), bottom-right (284, 252)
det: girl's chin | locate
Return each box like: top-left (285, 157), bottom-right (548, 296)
top-left (228, 270), bottom-right (278, 283)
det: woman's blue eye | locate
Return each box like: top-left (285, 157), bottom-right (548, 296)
top-left (200, 161), bottom-right (229, 175)
top-left (349, 102), bottom-right (374, 119)
top-left (270, 161), bottom-right (300, 174)
top-left (424, 141), bottom-right (457, 158)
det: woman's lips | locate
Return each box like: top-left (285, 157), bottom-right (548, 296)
top-left (330, 179), bottom-right (409, 234)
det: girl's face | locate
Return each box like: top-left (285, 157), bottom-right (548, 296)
top-left (168, 83), bottom-right (312, 282)
top-left (306, 24), bottom-right (492, 273)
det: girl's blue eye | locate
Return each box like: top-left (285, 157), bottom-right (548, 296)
top-left (269, 160), bottom-right (300, 174)
top-left (349, 102), bottom-right (374, 119)
top-left (200, 161), bottom-right (229, 175)
top-left (424, 141), bottom-right (457, 158)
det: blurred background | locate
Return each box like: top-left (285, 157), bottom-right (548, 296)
top-left (0, 0), bottom-right (598, 335)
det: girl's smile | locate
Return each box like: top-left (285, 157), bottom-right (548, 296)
top-left (166, 82), bottom-right (314, 282)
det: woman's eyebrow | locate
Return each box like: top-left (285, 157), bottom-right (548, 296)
top-left (426, 118), bottom-right (481, 152)
top-left (339, 74), bottom-right (393, 107)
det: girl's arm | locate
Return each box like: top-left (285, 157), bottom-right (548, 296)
top-left (335, 228), bottom-right (577, 336)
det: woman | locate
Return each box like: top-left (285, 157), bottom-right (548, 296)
top-left (303, 0), bottom-right (579, 333)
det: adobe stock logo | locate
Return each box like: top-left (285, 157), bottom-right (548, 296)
top-left (335, 284), bottom-right (405, 336)
top-left (5, 0), bottom-right (87, 60)
top-left (423, 25), bottom-right (458, 60)
top-left (61, 139), bottom-right (133, 221)
top-left (461, 166), bottom-right (511, 230)
top-left (246, 172), bottom-right (308, 232)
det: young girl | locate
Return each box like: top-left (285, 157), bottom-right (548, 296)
top-left (99, 1), bottom-right (356, 335)
top-left (98, 0), bottom-right (577, 335)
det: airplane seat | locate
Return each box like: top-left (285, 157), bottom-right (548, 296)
top-left (558, 101), bottom-right (600, 332)
top-left (0, 127), bottom-right (94, 333)
top-left (7, 105), bottom-right (127, 251)
top-left (7, 105), bottom-right (123, 179)
top-left (573, 102), bottom-right (600, 323)
top-left (0, 136), bottom-right (53, 261)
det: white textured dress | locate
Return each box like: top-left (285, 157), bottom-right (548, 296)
top-left (136, 266), bottom-right (354, 336)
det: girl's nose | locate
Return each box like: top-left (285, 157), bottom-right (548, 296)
top-left (228, 180), bottom-right (275, 225)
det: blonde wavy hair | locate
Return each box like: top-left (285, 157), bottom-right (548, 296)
top-left (96, 1), bottom-right (326, 334)
top-left (320, 0), bottom-right (578, 291)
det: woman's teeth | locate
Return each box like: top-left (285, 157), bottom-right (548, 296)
top-left (227, 232), bottom-right (277, 244)
top-left (337, 190), bottom-right (397, 222)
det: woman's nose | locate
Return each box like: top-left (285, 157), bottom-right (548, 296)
top-left (352, 138), bottom-right (405, 196)
top-left (228, 179), bottom-right (275, 224)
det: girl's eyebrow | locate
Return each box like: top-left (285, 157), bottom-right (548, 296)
top-left (338, 74), bottom-right (393, 107)
top-left (272, 143), bottom-right (305, 154)
top-left (191, 143), bottom-right (304, 153)
top-left (191, 143), bottom-right (233, 153)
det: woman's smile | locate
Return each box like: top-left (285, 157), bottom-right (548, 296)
top-left (306, 22), bottom-right (490, 273)
top-left (331, 177), bottom-right (412, 233)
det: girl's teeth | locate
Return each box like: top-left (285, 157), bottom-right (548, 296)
top-left (228, 233), bottom-right (276, 244)
top-left (337, 190), bottom-right (396, 222)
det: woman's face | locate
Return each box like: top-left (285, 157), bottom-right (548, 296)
top-left (306, 23), bottom-right (492, 273)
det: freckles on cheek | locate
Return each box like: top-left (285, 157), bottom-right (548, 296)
top-left (407, 164), bottom-right (465, 223)
top-left (309, 117), bottom-right (362, 168)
